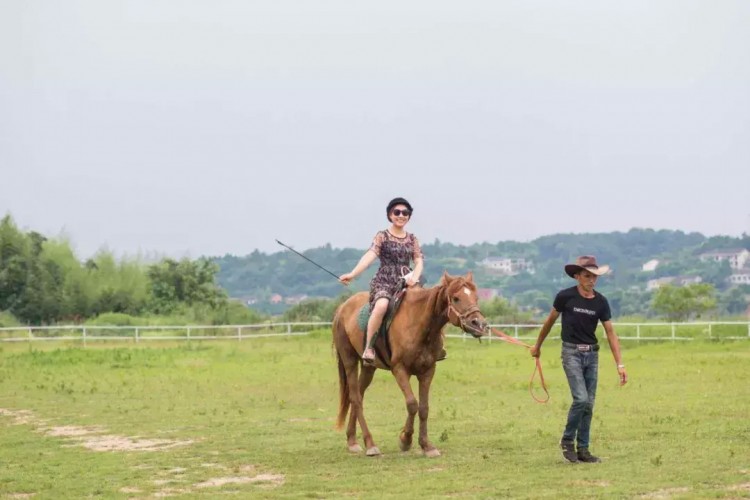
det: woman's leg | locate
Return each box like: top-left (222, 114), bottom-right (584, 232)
top-left (363, 298), bottom-right (389, 362)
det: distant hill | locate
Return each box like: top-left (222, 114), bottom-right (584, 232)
top-left (211, 229), bottom-right (750, 316)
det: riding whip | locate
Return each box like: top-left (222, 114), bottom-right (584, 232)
top-left (275, 239), bottom-right (342, 282)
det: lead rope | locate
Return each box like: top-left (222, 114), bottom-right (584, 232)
top-left (488, 327), bottom-right (549, 404)
top-left (446, 305), bottom-right (549, 404)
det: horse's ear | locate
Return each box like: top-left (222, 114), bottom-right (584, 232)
top-left (465, 271), bottom-right (474, 282)
top-left (440, 271), bottom-right (451, 285)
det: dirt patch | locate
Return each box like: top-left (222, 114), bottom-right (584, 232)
top-left (118, 487), bottom-right (141, 494)
top-left (0, 408), bottom-right (40, 426)
top-left (638, 487), bottom-right (691, 499)
top-left (153, 487), bottom-right (191, 497)
top-left (727, 483), bottom-right (750, 492)
top-left (571, 480), bottom-right (611, 487)
top-left (81, 435), bottom-right (193, 452)
top-left (44, 425), bottom-right (104, 437)
top-left (1, 407), bottom-right (192, 452)
top-left (5, 494), bottom-right (36, 499)
top-left (194, 474), bottom-right (285, 489)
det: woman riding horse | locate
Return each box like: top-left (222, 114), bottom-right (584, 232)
top-left (339, 197), bottom-right (428, 364)
top-left (332, 270), bottom-right (488, 457)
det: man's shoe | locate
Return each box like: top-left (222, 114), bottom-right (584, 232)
top-left (560, 440), bottom-right (578, 463)
top-left (577, 448), bottom-right (601, 463)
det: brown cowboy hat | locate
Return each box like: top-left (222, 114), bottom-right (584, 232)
top-left (564, 255), bottom-right (610, 278)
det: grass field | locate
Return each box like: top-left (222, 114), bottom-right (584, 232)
top-left (1, 332), bottom-right (748, 499)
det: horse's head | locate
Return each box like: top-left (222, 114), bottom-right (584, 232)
top-left (440, 271), bottom-right (488, 338)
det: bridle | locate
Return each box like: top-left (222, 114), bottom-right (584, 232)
top-left (446, 302), bottom-right (484, 338)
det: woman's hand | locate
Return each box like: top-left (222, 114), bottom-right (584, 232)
top-left (405, 275), bottom-right (419, 287)
top-left (339, 272), bottom-right (355, 285)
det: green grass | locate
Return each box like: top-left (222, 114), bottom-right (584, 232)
top-left (1, 332), bottom-right (748, 498)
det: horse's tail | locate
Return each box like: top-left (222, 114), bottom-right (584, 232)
top-left (332, 306), bottom-right (350, 431)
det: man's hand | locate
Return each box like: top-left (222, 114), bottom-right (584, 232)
top-left (618, 366), bottom-right (628, 386)
top-left (530, 345), bottom-right (541, 358)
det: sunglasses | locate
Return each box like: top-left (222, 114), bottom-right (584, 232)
top-left (391, 209), bottom-right (411, 217)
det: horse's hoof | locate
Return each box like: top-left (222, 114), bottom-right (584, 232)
top-left (365, 446), bottom-right (381, 456)
top-left (424, 448), bottom-right (441, 458)
top-left (399, 433), bottom-right (412, 452)
top-left (348, 444), bottom-right (362, 453)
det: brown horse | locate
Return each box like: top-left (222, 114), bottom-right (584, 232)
top-left (332, 271), bottom-right (488, 457)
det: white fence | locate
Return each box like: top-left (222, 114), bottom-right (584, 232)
top-left (0, 321), bottom-right (749, 344)
top-left (0, 322), bottom-right (331, 345)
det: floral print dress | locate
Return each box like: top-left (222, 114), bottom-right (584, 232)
top-left (368, 230), bottom-right (423, 310)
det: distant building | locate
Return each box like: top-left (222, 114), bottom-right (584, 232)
top-left (647, 276), bottom-right (703, 291)
top-left (269, 293), bottom-right (283, 304)
top-left (480, 257), bottom-right (535, 276)
top-left (699, 248), bottom-right (749, 270)
top-left (477, 288), bottom-right (501, 301)
top-left (641, 259), bottom-right (660, 272)
top-left (284, 294), bottom-right (309, 305)
top-left (728, 272), bottom-right (750, 285)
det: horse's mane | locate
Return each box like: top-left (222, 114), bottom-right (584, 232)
top-left (403, 275), bottom-right (478, 324)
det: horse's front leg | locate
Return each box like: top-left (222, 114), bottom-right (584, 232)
top-left (417, 366), bottom-right (440, 457)
top-left (391, 365), bottom-right (418, 452)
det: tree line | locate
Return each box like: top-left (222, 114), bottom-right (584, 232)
top-left (0, 215), bottom-right (262, 326)
top-left (213, 228), bottom-right (750, 319)
top-left (2, 214), bottom-right (747, 326)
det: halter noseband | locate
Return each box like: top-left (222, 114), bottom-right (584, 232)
top-left (446, 302), bottom-right (484, 337)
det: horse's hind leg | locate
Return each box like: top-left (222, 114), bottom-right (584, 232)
top-left (344, 362), bottom-right (361, 453)
top-left (345, 364), bottom-right (381, 456)
top-left (347, 365), bottom-right (377, 454)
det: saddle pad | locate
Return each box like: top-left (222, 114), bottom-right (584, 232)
top-left (357, 303), bottom-right (370, 333)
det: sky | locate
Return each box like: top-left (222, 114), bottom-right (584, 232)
top-left (1, 0), bottom-right (748, 259)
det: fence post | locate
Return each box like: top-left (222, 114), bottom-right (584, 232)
top-left (708, 323), bottom-right (712, 339)
top-left (514, 325), bottom-right (519, 339)
top-left (28, 327), bottom-right (32, 344)
top-left (636, 324), bottom-right (641, 342)
top-left (135, 327), bottom-right (139, 343)
top-left (287, 323), bottom-right (292, 336)
top-left (237, 326), bottom-right (242, 341)
top-left (187, 327), bottom-right (191, 341)
top-left (671, 323), bottom-right (675, 342)
top-left (83, 326), bottom-right (87, 348)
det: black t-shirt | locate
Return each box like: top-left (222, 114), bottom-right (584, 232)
top-left (553, 286), bottom-right (612, 345)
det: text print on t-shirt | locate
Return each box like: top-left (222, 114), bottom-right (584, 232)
top-left (573, 307), bottom-right (597, 316)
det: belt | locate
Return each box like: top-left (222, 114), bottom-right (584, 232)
top-left (562, 341), bottom-right (599, 352)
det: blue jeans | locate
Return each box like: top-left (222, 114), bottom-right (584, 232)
top-left (561, 343), bottom-right (599, 449)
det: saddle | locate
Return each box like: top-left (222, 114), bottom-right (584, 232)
top-left (356, 283), bottom-right (408, 369)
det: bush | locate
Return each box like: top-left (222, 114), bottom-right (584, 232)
top-left (85, 312), bottom-right (138, 326)
top-left (0, 310), bottom-right (21, 327)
